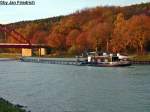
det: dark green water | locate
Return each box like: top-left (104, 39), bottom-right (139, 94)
top-left (0, 61), bottom-right (150, 112)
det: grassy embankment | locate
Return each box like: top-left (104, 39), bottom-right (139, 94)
top-left (0, 53), bottom-right (21, 59)
top-left (0, 98), bottom-right (26, 112)
top-left (129, 54), bottom-right (150, 61)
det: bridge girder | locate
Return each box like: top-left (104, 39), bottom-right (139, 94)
top-left (0, 24), bottom-right (31, 45)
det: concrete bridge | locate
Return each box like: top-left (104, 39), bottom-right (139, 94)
top-left (0, 24), bottom-right (50, 56)
top-left (0, 43), bottom-right (49, 56)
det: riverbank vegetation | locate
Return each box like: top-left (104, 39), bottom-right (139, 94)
top-left (0, 53), bottom-right (20, 59)
top-left (130, 53), bottom-right (150, 61)
top-left (0, 2), bottom-right (150, 56)
top-left (0, 98), bottom-right (26, 112)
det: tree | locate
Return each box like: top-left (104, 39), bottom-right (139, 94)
top-left (66, 29), bottom-right (80, 48)
top-left (111, 13), bottom-right (127, 53)
top-left (88, 22), bottom-right (113, 52)
top-left (76, 32), bottom-right (89, 54)
top-left (31, 31), bottom-right (48, 44)
top-left (125, 15), bottom-right (150, 53)
top-left (48, 32), bottom-right (66, 50)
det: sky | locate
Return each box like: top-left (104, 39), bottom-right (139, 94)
top-left (0, 0), bottom-right (149, 24)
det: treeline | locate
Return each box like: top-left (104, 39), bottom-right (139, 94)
top-left (1, 2), bottom-right (150, 55)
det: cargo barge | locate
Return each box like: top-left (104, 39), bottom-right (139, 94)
top-left (20, 52), bottom-right (132, 67)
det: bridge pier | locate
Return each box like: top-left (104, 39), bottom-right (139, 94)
top-left (22, 48), bottom-right (46, 57)
top-left (22, 48), bottom-right (32, 57)
top-left (38, 48), bottom-right (46, 56)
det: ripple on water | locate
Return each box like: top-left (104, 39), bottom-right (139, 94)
top-left (0, 62), bottom-right (150, 112)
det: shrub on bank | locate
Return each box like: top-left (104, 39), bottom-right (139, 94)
top-left (0, 98), bottom-right (26, 112)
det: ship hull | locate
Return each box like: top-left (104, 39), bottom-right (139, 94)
top-left (86, 61), bottom-right (132, 67)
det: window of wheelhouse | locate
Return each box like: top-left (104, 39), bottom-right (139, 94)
top-left (112, 56), bottom-right (119, 62)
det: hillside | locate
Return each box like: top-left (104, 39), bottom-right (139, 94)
top-left (0, 2), bottom-right (150, 55)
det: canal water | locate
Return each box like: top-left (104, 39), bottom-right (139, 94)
top-left (0, 61), bottom-right (150, 112)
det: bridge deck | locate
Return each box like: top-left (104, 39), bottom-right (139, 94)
top-left (0, 43), bottom-right (49, 48)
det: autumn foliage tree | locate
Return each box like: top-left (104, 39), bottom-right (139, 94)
top-left (76, 32), bottom-right (90, 54)
top-left (110, 13), bottom-right (127, 53)
top-left (66, 29), bottom-right (80, 48)
top-left (125, 15), bottom-right (150, 53)
top-left (110, 13), bottom-right (150, 54)
top-left (88, 22), bottom-right (113, 52)
top-left (48, 32), bottom-right (66, 50)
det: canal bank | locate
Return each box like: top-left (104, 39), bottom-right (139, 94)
top-left (131, 61), bottom-right (150, 64)
top-left (0, 98), bottom-right (26, 112)
top-left (0, 58), bottom-right (18, 61)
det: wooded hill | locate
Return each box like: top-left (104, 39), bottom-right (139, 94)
top-left (0, 2), bottom-right (150, 55)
